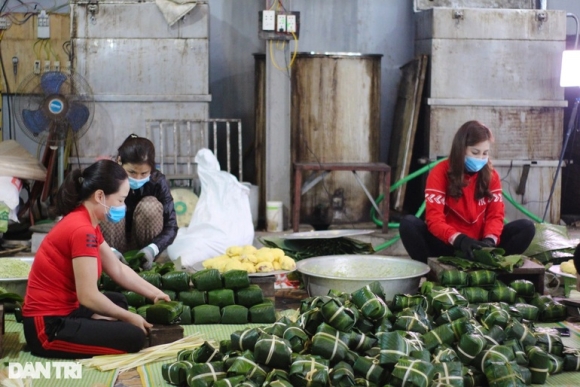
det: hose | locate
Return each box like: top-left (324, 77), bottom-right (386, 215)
top-left (371, 159), bottom-right (545, 252)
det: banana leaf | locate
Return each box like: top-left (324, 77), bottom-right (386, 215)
top-left (300, 296), bottom-right (334, 313)
top-left (162, 289), bottom-right (177, 300)
top-left (249, 302), bottom-right (276, 323)
top-left (192, 341), bottom-right (223, 363)
top-left (177, 349), bottom-right (194, 361)
top-left (178, 289), bottom-right (206, 307)
top-left (432, 346), bottom-right (460, 363)
top-left (220, 305), bottom-right (249, 324)
top-left (526, 345), bottom-right (550, 384)
top-left (178, 305), bottom-right (192, 324)
top-left (483, 361), bottom-right (526, 387)
top-left (391, 294), bottom-right (428, 312)
top-left (374, 315), bottom-right (393, 333)
top-left (439, 250), bottom-right (524, 273)
top-left (503, 339), bottom-right (528, 366)
top-left (447, 316), bottom-right (472, 342)
top-left (288, 355), bottom-right (330, 387)
top-left (138, 271), bottom-right (161, 288)
top-left (463, 366), bottom-right (485, 387)
top-left (297, 307), bottom-right (325, 336)
top-left (207, 289), bottom-right (235, 308)
top-left (254, 333), bottom-right (293, 369)
top-left (100, 272), bottom-right (120, 291)
top-left (0, 287), bottom-right (23, 303)
top-left (468, 270), bottom-right (497, 287)
top-left (390, 357), bottom-right (435, 387)
top-left (535, 331), bottom-right (564, 356)
top-left (212, 376), bottom-right (247, 387)
top-left (479, 305), bottom-right (512, 330)
top-left (219, 340), bottom-right (232, 353)
top-left (231, 327), bottom-right (264, 352)
top-left (513, 303), bottom-right (539, 321)
top-left (538, 300), bottom-right (567, 322)
top-left (265, 316), bottom-right (294, 337)
top-left (432, 361), bottom-right (464, 387)
top-left (488, 286), bottom-right (517, 304)
top-left (354, 378), bottom-right (376, 386)
top-left (136, 304), bottom-right (152, 319)
top-left (439, 270), bottom-right (469, 288)
top-left (509, 279), bottom-right (535, 297)
top-left (505, 319), bottom-right (537, 347)
top-left (329, 361), bottom-right (356, 387)
top-left (192, 304), bottom-right (221, 324)
top-left (186, 362), bottom-right (226, 387)
top-left (161, 360), bottom-right (193, 385)
top-left (349, 329), bottom-right (377, 352)
top-left (321, 298), bottom-right (357, 332)
top-left (460, 287), bottom-right (488, 304)
top-left (473, 345), bottom-right (515, 372)
top-left (435, 305), bottom-right (473, 326)
top-left (457, 333), bottom-right (486, 365)
top-left (377, 331), bottom-right (410, 366)
top-left (410, 349), bottom-right (431, 362)
top-left (236, 285), bottom-right (264, 308)
top-left (222, 269), bottom-right (250, 289)
top-left (161, 271), bottom-right (191, 292)
top-left (227, 350), bottom-right (268, 384)
top-left (152, 261), bottom-right (175, 275)
top-left (355, 316), bottom-right (375, 334)
top-left (121, 291), bottom-right (147, 308)
top-left (123, 249), bottom-right (145, 272)
top-left (397, 331), bottom-right (425, 352)
top-left (523, 222), bottom-right (578, 259)
top-left (393, 307), bottom-right (432, 334)
top-left (351, 285), bottom-right (389, 320)
top-left (259, 236), bottom-right (374, 262)
top-left (262, 369), bottom-right (292, 387)
top-left (191, 268), bottom-right (223, 291)
top-left (283, 325), bottom-right (309, 353)
top-left (517, 365), bottom-right (532, 385)
top-left (311, 323), bottom-right (351, 362)
top-left (352, 356), bottom-right (386, 385)
top-left (327, 289), bottom-right (352, 304)
top-left (563, 347), bottom-right (580, 371)
top-left (146, 301), bottom-right (183, 324)
top-left (429, 287), bottom-right (469, 313)
top-left (421, 323), bottom-right (455, 351)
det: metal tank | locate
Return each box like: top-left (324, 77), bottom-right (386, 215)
top-left (290, 53), bottom-right (382, 228)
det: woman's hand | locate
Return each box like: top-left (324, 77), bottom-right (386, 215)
top-left (126, 312), bottom-right (153, 335)
top-left (152, 291), bottom-right (171, 304)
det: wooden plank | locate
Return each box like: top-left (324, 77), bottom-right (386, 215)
top-left (0, 14), bottom-right (71, 94)
top-left (389, 55), bottom-right (428, 211)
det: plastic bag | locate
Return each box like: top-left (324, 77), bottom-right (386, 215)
top-left (167, 149), bottom-right (254, 269)
top-left (0, 176), bottom-right (22, 224)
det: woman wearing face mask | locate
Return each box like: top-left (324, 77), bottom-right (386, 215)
top-left (399, 120), bottom-right (536, 264)
top-left (100, 134), bottom-right (178, 270)
top-left (22, 160), bottom-right (170, 358)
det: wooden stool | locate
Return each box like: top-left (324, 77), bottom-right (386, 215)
top-left (292, 162), bottom-right (391, 233)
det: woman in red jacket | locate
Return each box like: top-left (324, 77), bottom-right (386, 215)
top-left (399, 120), bottom-right (535, 263)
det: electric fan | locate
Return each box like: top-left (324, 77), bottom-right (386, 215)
top-left (13, 71), bottom-right (95, 148)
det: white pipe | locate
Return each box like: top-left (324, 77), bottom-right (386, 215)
top-left (567, 13), bottom-right (580, 50)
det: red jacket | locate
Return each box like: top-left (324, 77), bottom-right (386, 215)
top-left (425, 160), bottom-right (504, 245)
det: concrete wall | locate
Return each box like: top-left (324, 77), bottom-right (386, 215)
top-left (4, 0), bottom-right (580, 183)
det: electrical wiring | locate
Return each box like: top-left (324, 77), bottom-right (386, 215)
top-left (48, 40), bottom-right (59, 62)
top-left (268, 32), bottom-right (298, 73)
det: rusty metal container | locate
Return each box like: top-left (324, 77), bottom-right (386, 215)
top-left (255, 53), bottom-right (382, 228)
top-left (290, 53), bottom-right (382, 227)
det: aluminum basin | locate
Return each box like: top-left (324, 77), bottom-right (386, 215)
top-left (296, 255), bottom-right (430, 301)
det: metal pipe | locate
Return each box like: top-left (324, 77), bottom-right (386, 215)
top-left (567, 13), bottom-right (580, 49)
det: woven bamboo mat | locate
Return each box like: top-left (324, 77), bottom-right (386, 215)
top-left (0, 314), bottom-right (119, 387)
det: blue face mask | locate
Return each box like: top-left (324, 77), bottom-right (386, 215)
top-left (465, 156), bottom-right (488, 172)
top-left (129, 175), bottom-right (150, 190)
top-left (101, 200), bottom-right (126, 223)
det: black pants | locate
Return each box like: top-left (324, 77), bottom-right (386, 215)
top-left (399, 215), bottom-right (536, 264)
top-left (23, 292), bottom-right (146, 359)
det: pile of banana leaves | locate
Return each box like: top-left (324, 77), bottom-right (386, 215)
top-left (439, 247), bottom-right (525, 273)
top-left (258, 236), bottom-right (374, 262)
top-left (522, 223), bottom-right (578, 264)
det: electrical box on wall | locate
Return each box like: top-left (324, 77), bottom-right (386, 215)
top-left (259, 10), bottom-right (300, 40)
top-left (37, 10), bottom-right (50, 39)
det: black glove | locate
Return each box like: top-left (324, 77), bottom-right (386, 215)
top-left (139, 245), bottom-right (156, 270)
top-left (480, 237), bottom-right (496, 248)
top-left (452, 234), bottom-right (485, 260)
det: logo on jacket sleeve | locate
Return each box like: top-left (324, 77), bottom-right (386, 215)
top-left (425, 193), bottom-right (445, 205)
